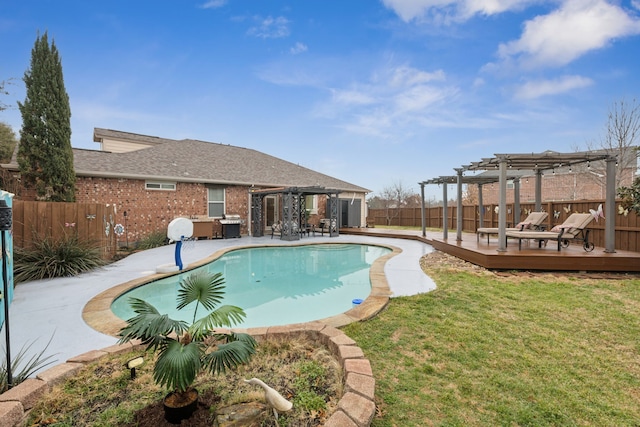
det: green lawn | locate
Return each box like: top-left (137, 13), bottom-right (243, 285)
top-left (343, 266), bottom-right (640, 426)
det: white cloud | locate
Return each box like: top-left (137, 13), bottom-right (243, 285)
top-left (247, 16), bottom-right (290, 39)
top-left (381, 0), bottom-right (538, 22)
top-left (472, 77), bottom-right (485, 88)
top-left (320, 64), bottom-right (458, 137)
top-left (514, 75), bottom-right (593, 99)
top-left (389, 66), bottom-right (445, 87)
top-left (331, 89), bottom-right (376, 106)
top-left (200, 0), bottom-right (227, 9)
top-left (497, 0), bottom-right (640, 69)
top-left (290, 42), bottom-right (308, 55)
top-left (394, 84), bottom-right (451, 112)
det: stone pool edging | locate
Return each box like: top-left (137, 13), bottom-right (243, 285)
top-left (0, 322), bottom-right (377, 427)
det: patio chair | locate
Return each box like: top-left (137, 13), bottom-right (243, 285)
top-left (318, 219), bottom-right (330, 236)
top-left (505, 212), bottom-right (595, 252)
top-left (270, 221), bottom-right (282, 239)
top-left (476, 211), bottom-right (548, 244)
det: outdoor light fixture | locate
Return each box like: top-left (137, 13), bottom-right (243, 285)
top-left (125, 356), bottom-right (144, 380)
top-left (0, 199), bottom-right (12, 389)
top-left (123, 211), bottom-right (129, 248)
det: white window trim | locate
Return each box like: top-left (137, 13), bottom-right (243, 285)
top-left (208, 187), bottom-right (226, 218)
top-left (145, 181), bottom-right (176, 191)
top-left (305, 195), bottom-right (318, 215)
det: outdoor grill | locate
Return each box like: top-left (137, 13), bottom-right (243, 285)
top-left (219, 214), bottom-right (242, 239)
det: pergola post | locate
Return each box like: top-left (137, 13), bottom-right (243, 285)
top-left (604, 156), bottom-right (617, 253)
top-left (497, 159), bottom-right (508, 252)
top-left (535, 169), bottom-right (542, 212)
top-left (455, 168), bottom-right (463, 242)
top-left (478, 183), bottom-right (484, 229)
top-left (420, 182), bottom-right (426, 237)
top-left (250, 193), bottom-right (264, 237)
top-left (328, 193), bottom-right (339, 237)
top-left (513, 178), bottom-right (521, 223)
top-left (442, 182), bottom-right (448, 240)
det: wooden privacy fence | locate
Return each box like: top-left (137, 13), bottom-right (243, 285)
top-left (12, 201), bottom-right (117, 259)
top-left (368, 199), bottom-right (640, 253)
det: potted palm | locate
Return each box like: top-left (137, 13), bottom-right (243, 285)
top-left (118, 270), bottom-right (257, 423)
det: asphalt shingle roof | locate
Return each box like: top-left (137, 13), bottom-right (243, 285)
top-left (73, 136), bottom-right (370, 193)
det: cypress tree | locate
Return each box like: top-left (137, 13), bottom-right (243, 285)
top-left (17, 32), bottom-right (75, 202)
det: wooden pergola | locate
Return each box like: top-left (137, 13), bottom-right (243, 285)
top-left (420, 169), bottom-right (529, 240)
top-left (249, 186), bottom-right (340, 240)
top-left (422, 150), bottom-right (618, 252)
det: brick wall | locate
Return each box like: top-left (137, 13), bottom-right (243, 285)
top-left (75, 177), bottom-right (251, 245)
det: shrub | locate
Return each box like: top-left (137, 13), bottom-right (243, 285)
top-left (135, 230), bottom-right (168, 250)
top-left (14, 233), bottom-right (106, 283)
top-left (1, 337), bottom-right (56, 393)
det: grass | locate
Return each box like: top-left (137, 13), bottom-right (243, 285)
top-left (343, 262), bottom-right (640, 426)
top-left (25, 336), bottom-right (342, 427)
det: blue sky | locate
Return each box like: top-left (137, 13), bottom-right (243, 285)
top-left (1, 0), bottom-right (639, 200)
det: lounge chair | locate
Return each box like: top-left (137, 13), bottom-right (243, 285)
top-left (476, 211), bottom-right (548, 244)
top-left (505, 212), bottom-right (595, 251)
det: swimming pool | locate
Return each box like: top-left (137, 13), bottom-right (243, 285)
top-left (111, 243), bottom-right (392, 328)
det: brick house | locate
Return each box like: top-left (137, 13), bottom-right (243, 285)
top-left (6, 128), bottom-right (370, 245)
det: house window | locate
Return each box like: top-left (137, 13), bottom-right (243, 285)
top-left (145, 181), bottom-right (176, 191)
top-left (506, 180), bottom-right (514, 190)
top-left (305, 195), bottom-right (318, 214)
top-left (208, 187), bottom-right (225, 218)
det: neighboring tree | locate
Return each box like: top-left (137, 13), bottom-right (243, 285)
top-left (376, 181), bottom-right (415, 226)
top-left (618, 176), bottom-right (640, 215)
top-left (617, 146), bottom-right (640, 214)
top-left (0, 78), bottom-right (16, 112)
top-left (0, 122), bottom-right (17, 163)
top-left (584, 98), bottom-right (640, 189)
top-left (17, 32), bottom-right (75, 202)
top-left (0, 122), bottom-right (19, 194)
top-left (404, 193), bottom-right (423, 208)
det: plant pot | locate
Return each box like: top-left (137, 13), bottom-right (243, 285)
top-left (163, 388), bottom-right (199, 424)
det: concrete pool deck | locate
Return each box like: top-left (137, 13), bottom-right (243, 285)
top-left (2, 234), bottom-right (435, 366)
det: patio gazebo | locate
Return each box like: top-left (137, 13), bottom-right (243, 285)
top-left (249, 186), bottom-right (340, 240)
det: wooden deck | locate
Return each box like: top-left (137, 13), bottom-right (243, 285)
top-left (341, 228), bottom-right (640, 273)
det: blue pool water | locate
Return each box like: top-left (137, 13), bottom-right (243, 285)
top-left (111, 244), bottom-right (391, 328)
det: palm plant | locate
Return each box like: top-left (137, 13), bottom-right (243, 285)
top-left (118, 270), bottom-right (256, 412)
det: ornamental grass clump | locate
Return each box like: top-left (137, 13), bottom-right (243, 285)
top-left (13, 233), bottom-right (105, 283)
